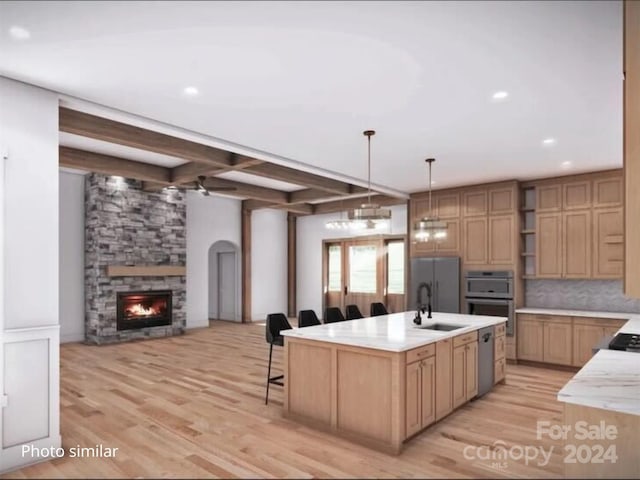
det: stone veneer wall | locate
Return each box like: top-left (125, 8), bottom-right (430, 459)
top-left (525, 279), bottom-right (640, 313)
top-left (85, 174), bottom-right (186, 344)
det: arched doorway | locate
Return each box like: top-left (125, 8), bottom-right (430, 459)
top-left (208, 240), bottom-right (239, 322)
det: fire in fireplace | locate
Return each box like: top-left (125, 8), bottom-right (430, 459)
top-left (116, 290), bottom-right (172, 331)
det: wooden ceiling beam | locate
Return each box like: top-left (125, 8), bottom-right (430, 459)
top-left (244, 162), bottom-right (366, 195)
top-left (312, 194), bottom-right (406, 215)
top-left (201, 177), bottom-right (288, 203)
top-left (59, 146), bottom-right (171, 183)
top-left (244, 199), bottom-right (314, 215)
top-left (60, 107), bottom-right (234, 167)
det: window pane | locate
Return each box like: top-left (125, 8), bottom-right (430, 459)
top-left (328, 245), bottom-right (342, 292)
top-left (387, 242), bottom-right (405, 294)
top-left (349, 245), bottom-right (377, 293)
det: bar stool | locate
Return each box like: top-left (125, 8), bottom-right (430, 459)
top-left (370, 302), bottom-right (389, 316)
top-left (265, 313), bottom-right (292, 405)
top-left (324, 307), bottom-right (345, 323)
top-left (345, 304), bottom-right (364, 320)
top-left (298, 309), bottom-right (321, 327)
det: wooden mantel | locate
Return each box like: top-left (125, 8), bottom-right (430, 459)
top-left (106, 265), bottom-right (186, 277)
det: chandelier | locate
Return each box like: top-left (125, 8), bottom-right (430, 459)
top-left (413, 158), bottom-right (447, 242)
top-left (325, 130), bottom-right (391, 231)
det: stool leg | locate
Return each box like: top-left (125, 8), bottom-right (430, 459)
top-left (265, 343), bottom-right (273, 405)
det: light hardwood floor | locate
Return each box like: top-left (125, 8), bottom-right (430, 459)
top-left (4, 321), bottom-right (573, 479)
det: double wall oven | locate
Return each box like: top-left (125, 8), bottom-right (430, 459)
top-left (464, 270), bottom-right (514, 337)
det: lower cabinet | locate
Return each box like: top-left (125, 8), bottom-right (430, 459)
top-left (452, 339), bottom-right (478, 409)
top-left (405, 356), bottom-right (435, 438)
top-left (517, 313), bottom-right (627, 367)
top-left (543, 319), bottom-right (573, 365)
top-left (517, 317), bottom-right (544, 361)
top-left (494, 327), bottom-right (506, 384)
top-left (435, 339), bottom-right (453, 420)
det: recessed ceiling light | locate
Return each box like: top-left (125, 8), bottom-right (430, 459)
top-left (542, 138), bottom-right (557, 146)
top-left (561, 161), bottom-right (572, 169)
top-left (9, 25), bottom-right (30, 40)
top-left (492, 91), bottom-right (509, 101)
top-left (183, 86), bottom-right (199, 96)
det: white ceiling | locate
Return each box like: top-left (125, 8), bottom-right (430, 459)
top-left (0, 1), bottom-right (623, 193)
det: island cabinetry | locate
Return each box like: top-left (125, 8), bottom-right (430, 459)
top-left (494, 323), bottom-right (506, 384)
top-left (405, 352), bottom-right (435, 438)
top-left (452, 332), bottom-right (478, 408)
top-left (434, 338), bottom-right (453, 420)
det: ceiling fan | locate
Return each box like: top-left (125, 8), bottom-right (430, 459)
top-left (182, 175), bottom-right (237, 196)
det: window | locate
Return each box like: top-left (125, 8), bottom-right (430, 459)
top-left (328, 245), bottom-right (342, 292)
top-left (348, 245), bottom-right (377, 293)
top-left (387, 241), bottom-right (405, 294)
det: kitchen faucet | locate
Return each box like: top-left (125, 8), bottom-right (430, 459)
top-left (413, 281), bottom-right (433, 325)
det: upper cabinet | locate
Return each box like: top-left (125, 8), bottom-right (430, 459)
top-left (463, 191), bottom-right (488, 217)
top-left (563, 181), bottom-right (591, 210)
top-left (624, 0), bottom-right (640, 297)
top-left (525, 170), bottom-right (623, 280)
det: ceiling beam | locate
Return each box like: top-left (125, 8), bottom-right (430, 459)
top-left (59, 107), bottom-right (234, 167)
top-left (201, 177), bottom-right (288, 203)
top-left (244, 162), bottom-right (366, 195)
top-left (312, 194), bottom-right (406, 215)
top-left (287, 188), bottom-right (343, 204)
top-left (59, 146), bottom-right (171, 183)
top-left (244, 199), bottom-right (314, 215)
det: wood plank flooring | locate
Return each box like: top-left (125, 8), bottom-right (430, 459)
top-left (4, 321), bottom-right (573, 479)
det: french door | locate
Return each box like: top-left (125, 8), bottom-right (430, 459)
top-left (323, 236), bottom-right (406, 317)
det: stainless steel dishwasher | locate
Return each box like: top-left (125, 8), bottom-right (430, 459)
top-left (477, 326), bottom-right (495, 397)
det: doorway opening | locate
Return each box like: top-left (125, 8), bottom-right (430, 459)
top-left (208, 240), bottom-right (239, 323)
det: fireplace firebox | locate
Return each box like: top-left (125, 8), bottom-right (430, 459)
top-left (116, 290), bottom-right (172, 331)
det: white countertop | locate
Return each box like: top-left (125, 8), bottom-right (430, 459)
top-left (516, 307), bottom-right (635, 320)
top-left (558, 349), bottom-right (640, 416)
top-left (281, 311), bottom-right (506, 352)
top-left (554, 312), bottom-right (640, 416)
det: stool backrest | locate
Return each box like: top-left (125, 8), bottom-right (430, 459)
top-left (266, 313), bottom-right (292, 343)
top-left (370, 302), bottom-right (389, 316)
top-left (345, 304), bottom-right (364, 320)
top-left (298, 309), bottom-right (321, 328)
top-left (324, 307), bottom-right (345, 323)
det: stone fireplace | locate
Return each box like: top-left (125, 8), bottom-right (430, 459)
top-left (85, 174), bottom-right (186, 344)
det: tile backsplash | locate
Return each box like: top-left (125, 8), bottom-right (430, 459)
top-left (525, 279), bottom-right (640, 313)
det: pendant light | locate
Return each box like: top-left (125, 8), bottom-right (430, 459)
top-left (414, 158), bottom-right (447, 242)
top-left (326, 130), bottom-right (391, 230)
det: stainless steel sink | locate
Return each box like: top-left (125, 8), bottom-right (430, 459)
top-left (416, 323), bottom-right (468, 331)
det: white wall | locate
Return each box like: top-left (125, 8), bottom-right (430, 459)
top-left (186, 192), bottom-right (242, 327)
top-left (59, 171), bottom-right (85, 343)
top-left (251, 209), bottom-right (288, 321)
top-left (0, 77), bottom-right (61, 472)
top-left (296, 204), bottom-right (407, 316)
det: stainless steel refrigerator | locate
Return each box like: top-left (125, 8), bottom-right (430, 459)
top-left (408, 257), bottom-right (460, 313)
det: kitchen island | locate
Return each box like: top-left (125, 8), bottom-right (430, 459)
top-left (281, 311), bottom-right (507, 454)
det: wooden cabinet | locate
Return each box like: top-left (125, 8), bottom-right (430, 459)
top-left (494, 332), bottom-right (506, 361)
top-left (435, 219), bottom-right (459, 253)
top-left (435, 338), bottom-right (452, 420)
top-left (543, 319), bottom-right (573, 366)
top-left (494, 358), bottom-right (506, 384)
top-left (489, 187), bottom-right (515, 214)
top-left (436, 193), bottom-right (460, 219)
top-left (624, 0), bottom-right (640, 298)
top-left (563, 210), bottom-right (591, 278)
top-left (563, 181), bottom-right (591, 210)
top-left (572, 323), bottom-right (606, 367)
top-left (537, 184), bottom-right (561, 211)
top-left (405, 355), bottom-right (435, 438)
top-left (536, 213), bottom-right (562, 277)
top-left (463, 217), bottom-right (488, 264)
top-left (452, 334), bottom-right (478, 409)
top-left (489, 214), bottom-right (515, 264)
top-left (572, 318), bottom-right (627, 367)
top-left (463, 191), bottom-right (487, 217)
top-left (517, 313), bottom-right (628, 366)
top-left (593, 208), bottom-right (624, 278)
top-left (593, 176), bottom-right (623, 207)
top-left (517, 316), bottom-right (544, 361)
